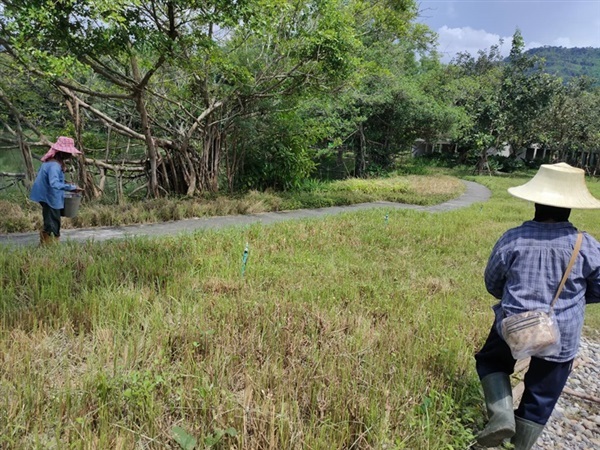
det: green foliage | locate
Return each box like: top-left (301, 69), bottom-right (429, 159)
top-left (172, 426), bottom-right (197, 450)
top-left (448, 48), bottom-right (504, 160)
top-left (413, 388), bottom-right (477, 448)
top-left (1, 0), bottom-right (387, 194)
top-left (4, 0), bottom-right (600, 191)
top-left (305, 34), bottom-right (459, 177)
top-left (532, 78), bottom-right (600, 157)
top-left (204, 427), bottom-right (238, 447)
top-left (499, 32), bottom-right (562, 154)
top-left (449, 30), bottom-right (563, 169)
top-left (394, 157), bottom-right (432, 175)
top-left (487, 155), bottom-right (526, 173)
top-left (233, 108), bottom-right (317, 191)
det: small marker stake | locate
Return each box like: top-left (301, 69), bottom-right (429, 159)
top-left (385, 213), bottom-right (389, 225)
top-left (241, 242), bottom-right (249, 277)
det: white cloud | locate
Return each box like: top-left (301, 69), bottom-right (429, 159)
top-left (434, 26), bottom-right (513, 62)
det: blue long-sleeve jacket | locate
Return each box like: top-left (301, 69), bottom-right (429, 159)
top-left (30, 162), bottom-right (77, 209)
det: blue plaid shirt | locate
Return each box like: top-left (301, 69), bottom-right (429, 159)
top-left (485, 220), bottom-right (600, 362)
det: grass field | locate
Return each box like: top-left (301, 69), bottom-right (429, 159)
top-left (1, 172), bottom-right (599, 449)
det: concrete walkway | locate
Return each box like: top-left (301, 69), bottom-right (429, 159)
top-left (0, 180), bottom-right (491, 247)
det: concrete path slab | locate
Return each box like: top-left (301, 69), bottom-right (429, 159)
top-left (0, 180), bottom-right (491, 247)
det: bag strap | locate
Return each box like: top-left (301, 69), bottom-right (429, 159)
top-left (550, 232), bottom-right (583, 309)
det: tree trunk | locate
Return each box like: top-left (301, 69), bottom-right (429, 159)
top-left (224, 135), bottom-right (241, 194)
top-left (475, 148), bottom-right (491, 175)
top-left (355, 123), bottom-right (367, 177)
top-left (65, 97), bottom-right (101, 199)
top-left (199, 122), bottom-right (222, 192)
top-left (16, 121), bottom-right (35, 187)
top-left (130, 54), bottom-right (160, 198)
top-left (0, 90), bottom-right (36, 185)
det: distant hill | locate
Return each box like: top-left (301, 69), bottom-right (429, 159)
top-left (524, 46), bottom-right (600, 84)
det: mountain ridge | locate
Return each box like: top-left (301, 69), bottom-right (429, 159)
top-left (524, 46), bottom-right (600, 83)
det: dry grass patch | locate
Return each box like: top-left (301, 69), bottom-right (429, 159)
top-left (406, 175), bottom-right (465, 196)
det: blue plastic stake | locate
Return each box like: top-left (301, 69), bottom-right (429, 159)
top-left (241, 243), bottom-right (249, 277)
top-left (385, 213), bottom-right (389, 225)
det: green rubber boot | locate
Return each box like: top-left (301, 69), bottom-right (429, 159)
top-left (511, 417), bottom-right (545, 450)
top-left (476, 372), bottom-right (516, 447)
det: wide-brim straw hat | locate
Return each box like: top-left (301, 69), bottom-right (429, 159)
top-left (41, 136), bottom-right (82, 162)
top-left (508, 162), bottom-right (600, 209)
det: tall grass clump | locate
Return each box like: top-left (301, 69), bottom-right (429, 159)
top-left (2, 172), bottom-right (599, 448)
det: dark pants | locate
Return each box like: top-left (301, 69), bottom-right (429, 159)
top-left (40, 202), bottom-right (62, 237)
top-left (475, 324), bottom-right (573, 425)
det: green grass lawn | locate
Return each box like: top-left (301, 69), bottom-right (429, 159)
top-left (1, 171), bottom-right (599, 449)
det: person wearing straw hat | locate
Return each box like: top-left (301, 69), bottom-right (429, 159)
top-left (474, 163), bottom-right (600, 449)
top-left (30, 137), bottom-right (83, 245)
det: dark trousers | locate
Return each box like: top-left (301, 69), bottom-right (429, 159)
top-left (475, 324), bottom-right (573, 425)
top-left (40, 202), bottom-right (62, 237)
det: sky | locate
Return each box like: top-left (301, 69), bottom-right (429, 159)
top-left (416, 1), bottom-right (600, 62)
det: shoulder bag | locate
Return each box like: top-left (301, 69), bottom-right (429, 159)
top-left (501, 232), bottom-right (583, 360)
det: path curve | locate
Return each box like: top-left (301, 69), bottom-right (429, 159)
top-left (0, 180), bottom-right (491, 247)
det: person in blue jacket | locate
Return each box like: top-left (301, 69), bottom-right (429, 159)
top-left (30, 137), bottom-right (83, 244)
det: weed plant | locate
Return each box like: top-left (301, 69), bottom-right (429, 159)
top-left (1, 173), bottom-right (599, 449)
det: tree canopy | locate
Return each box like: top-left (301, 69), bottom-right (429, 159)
top-left (2, 6), bottom-right (600, 198)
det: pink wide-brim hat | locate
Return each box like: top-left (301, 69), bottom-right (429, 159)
top-left (41, 136), bottom-right (83, 162)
